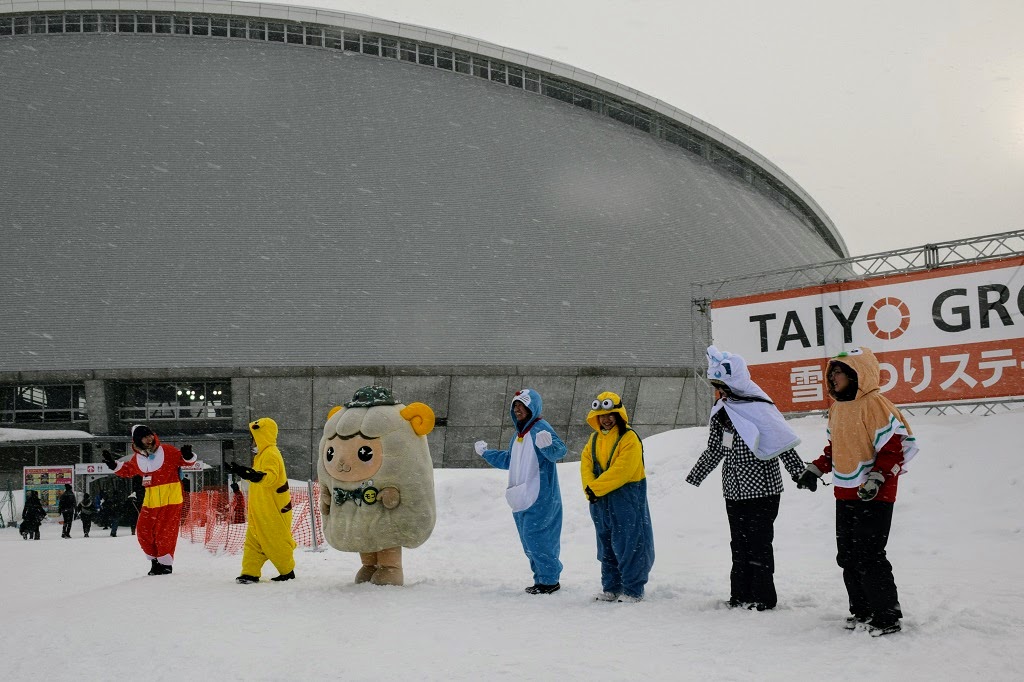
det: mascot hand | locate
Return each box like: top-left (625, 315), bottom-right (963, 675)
top-left (474, 440), bottom-right (487, 456)
top-left (101, 450), bottom-right (117, 471)
top-left (534, 430), bottom-right (553, 448)
top-left (585, 486), bottom-right (598, 504)
top-left (181, 444), bottom-right (195, 460)
top-left (380, 487), bottom-right (401, 509)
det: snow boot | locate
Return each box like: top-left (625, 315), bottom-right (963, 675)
top-left (595, 591), bottom-right (620, 602)
top-left (525, 583), bottom-right (560, 595)
top-left (236, 574), bottom-right (260, 584)
top-left (845, 614), bottom-right (870, 631)
top-left (271, 571), bottom-right (295, 582)
top-left (618, 594), bottom-right (643, 603)
top-left (149, 561), bottom-right (172, 576)
top-left (868, 616), bottom-right (902, 637)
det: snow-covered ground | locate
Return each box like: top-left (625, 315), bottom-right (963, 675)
top-left (3, 412), bottom-right (1023, 681)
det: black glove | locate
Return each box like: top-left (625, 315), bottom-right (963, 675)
top-left (858, 472), bottom-right (885, 501)
top-left (101, 450), bottom-right (117, 471)
top-left (225, 461), bottom-right (266, 483)
top-left (794, 463), bottom-right (821, 492)
top-left (585, 486), bottom-right (598, 504)
top-left (181, 444), bottom-right (194, 460)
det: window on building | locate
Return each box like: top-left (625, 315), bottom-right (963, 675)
top-left (0, 384), bottom-right (88, 424)
top-left (117, 381), bottom-right (232, 422)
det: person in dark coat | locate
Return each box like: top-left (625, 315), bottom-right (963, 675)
top-left (107, 492), bottom-right (123, 537)
top-left (21, 490), bottom-right (46, 540)
top-left (124, 491), bottom-right (141, 536)
top-left (77, 493), bottom-right (95, 538)
top-left (57, 484), bottom-right (77, 538)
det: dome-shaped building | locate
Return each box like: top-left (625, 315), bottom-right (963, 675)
top-left (0, 3), bottom-right (845, 478)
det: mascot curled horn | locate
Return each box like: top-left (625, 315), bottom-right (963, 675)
top-left (318, 386), bottom-right (437, 586)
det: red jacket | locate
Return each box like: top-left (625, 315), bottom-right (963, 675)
top-left (812, 435), bottom-right (904, 503)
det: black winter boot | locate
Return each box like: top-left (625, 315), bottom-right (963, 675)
top-left (525, 583), bottom-right (560, 594)
top-left (270, 571), bottom-right (295, 582)
top-left (148, 559), bottom-right (160, 575)
top-left (236, 574), bottom-right (260, 584)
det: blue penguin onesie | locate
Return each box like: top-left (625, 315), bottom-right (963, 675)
top-left (479, 389), bottom-right (566, 591)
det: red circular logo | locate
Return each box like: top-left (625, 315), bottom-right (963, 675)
top-left (866, 297), bottom-right (910, 340)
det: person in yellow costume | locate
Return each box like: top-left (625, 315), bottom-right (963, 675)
top-left (581, 392), bottom-right (655, 602)
top-left (225, 417), bottom-right (297, 584)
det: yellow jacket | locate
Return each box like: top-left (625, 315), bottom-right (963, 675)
top-left (580, 391), bottom-right (646, 498)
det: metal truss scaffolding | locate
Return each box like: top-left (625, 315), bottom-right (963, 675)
top-left (689, 229), bottom-right (1024, 423)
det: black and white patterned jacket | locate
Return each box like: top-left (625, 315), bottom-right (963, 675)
top-left (686, 409), bottom-right (806, 500)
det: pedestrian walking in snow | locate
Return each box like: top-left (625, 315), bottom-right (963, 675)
top-left (476, 388), bottom-right (567, 595)
top-left (57, 483), bottom-right (76, 538)
top-left (21, 490), bottom-right (46, 540)
top-left (795, 347), bottom-right (918, 637)
top-left (686, 346), bottom-right (812, 611)
top-left (581, 392), bottom-right (655, 603)
top-left (124, 490), bottom-right (140, 535)
top-left (77, 492), bottom-right (95, 537)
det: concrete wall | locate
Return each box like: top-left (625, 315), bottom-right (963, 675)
top-left (1, 365), bottom-right (702, 481)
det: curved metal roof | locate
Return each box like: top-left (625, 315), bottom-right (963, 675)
top-left (0, 1), bottom-right (845, 254)
top-left (0, 7), bottom-right (844, 373)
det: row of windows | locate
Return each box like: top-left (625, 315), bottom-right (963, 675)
top-left (0, 382), bottom-right (232, 424)
top-left (0, 384), bottom-right (87, 422)
top-left (0, 11), bottom-right (819, 239)
top-left (0, 13), bottom-right (685, 150)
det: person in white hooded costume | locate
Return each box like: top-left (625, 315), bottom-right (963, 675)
top-left (686, 346), bottom-right (813, 610)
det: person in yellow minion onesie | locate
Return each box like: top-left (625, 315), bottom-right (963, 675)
top-left (581, 392), bottom-right (655, 602)
top-left (225, 417), bottom-right (297, 584)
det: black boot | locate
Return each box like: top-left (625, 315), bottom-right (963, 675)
top-left (271, 571), bottom-right (295, 582)
top-left (525, 582), bottom-right (560, 594)
top-left (236, 574), bottom-right (260, 584)
top-left (148, 559), bottom-right (161, 576)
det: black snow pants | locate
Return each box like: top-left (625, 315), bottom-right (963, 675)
top-left (725, 494), bottom-right (780, 608)
top-left (836, 500), bottom-right (901, 620)
top-left (61, 511), bottom-right (74, 538)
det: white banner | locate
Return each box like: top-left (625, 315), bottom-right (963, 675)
top-left (711, 257), bottom-right (1024, 411)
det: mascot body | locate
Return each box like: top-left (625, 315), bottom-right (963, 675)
top-left (317, 386), bottom-right (436, 586)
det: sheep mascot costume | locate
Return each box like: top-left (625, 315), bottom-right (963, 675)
top-left (317, 386), bottom-right (437, 586)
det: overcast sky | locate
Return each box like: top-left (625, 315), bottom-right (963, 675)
top-left (286, 0), bottom-right (1022, 257)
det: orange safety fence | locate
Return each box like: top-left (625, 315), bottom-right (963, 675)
top-left (180, 482), bottom-right (325, 555)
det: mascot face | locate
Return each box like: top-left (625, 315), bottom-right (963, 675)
top-left (322, 433), bottom-right (384, 482)
top-left (319, 386), bottom-right (436, 487)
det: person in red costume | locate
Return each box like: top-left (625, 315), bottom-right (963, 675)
top-left (102, 425), bottom-right (196, 575)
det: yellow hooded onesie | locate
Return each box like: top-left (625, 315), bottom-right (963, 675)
top-left (826, 348), bottom-right (918, 487)
top-left (580, 391), bottom-right (647, 497)
top-left (241, 418), bottom-right (297, 578)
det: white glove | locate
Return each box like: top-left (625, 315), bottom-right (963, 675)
top-left (534, 430), bottom-right (553, 448)
top-left (474, 440), bottom-right (487, 456)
